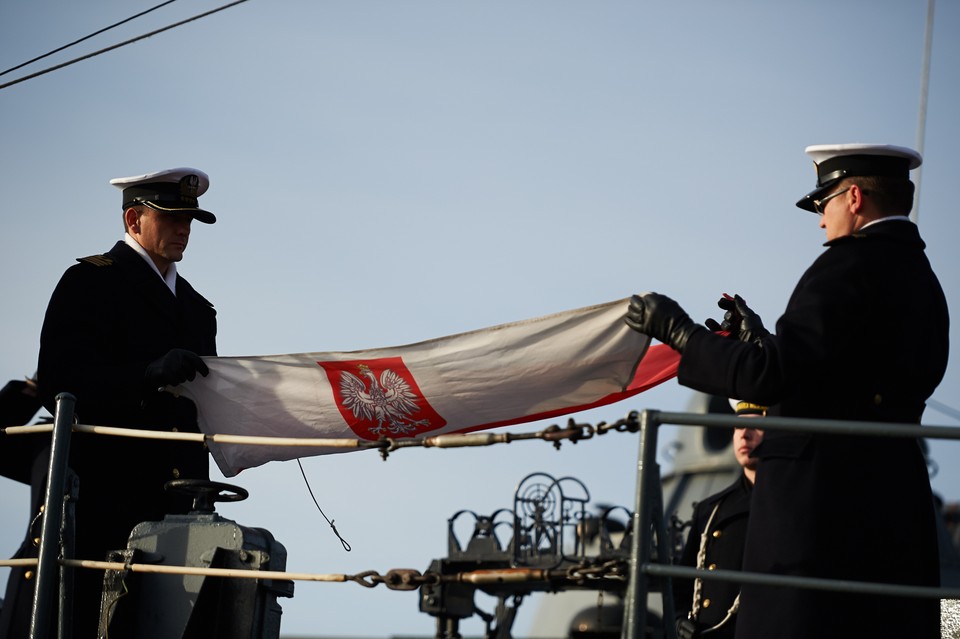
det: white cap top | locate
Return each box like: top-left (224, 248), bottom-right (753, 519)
top-left (110, 167), bottom-right (210, 195)
top-left (804, 143), bottom-right (921, 170)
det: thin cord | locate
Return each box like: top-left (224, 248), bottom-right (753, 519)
top-left (0, 0), bottom-right (250, 91)
top-left (297, 459), bottom-right (352, 552)
top-left (0, 0), bottom-right (179, 78)
top-left (928, 398), bottom-right (960, 423)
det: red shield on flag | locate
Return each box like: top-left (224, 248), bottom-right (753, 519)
top-left (317, 357), bottom-right (447, 440)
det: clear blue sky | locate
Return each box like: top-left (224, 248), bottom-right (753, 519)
top-left (2, 2), bottom-right (958, 637)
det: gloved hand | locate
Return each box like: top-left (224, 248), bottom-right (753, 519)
top-left (729, 294), bottom-right (769, 346)
top-left (723, 294), bottom-right (770, 346)
top-left (676, 618), bottom-right (699, 639)
top-left (144, 348), bottom-right (209, 389)
top-left (705, 294), bottom-right (743, 336)
top-left (624, 292), bottom-right (704, 353)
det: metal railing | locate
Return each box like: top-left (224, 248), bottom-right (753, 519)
top-left (622, 409), bottom-right (960, 639)
top-left (21, 396), bottom-right (960, 638)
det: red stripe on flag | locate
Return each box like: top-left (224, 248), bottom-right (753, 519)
top-left (457, 343), bottom-right (680, 434)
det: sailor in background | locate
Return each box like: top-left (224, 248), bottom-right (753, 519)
top-left (673, 401), bottom-right (765, 639)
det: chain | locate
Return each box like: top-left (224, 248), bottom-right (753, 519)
top-left (565, 559), bottom-right (629, 585)
top-left (347, 569), bottom-right (438, 591)
top-left (346, 560), bottom-right (627, 591)
top-left (594, 410), bottom-right (640, 435)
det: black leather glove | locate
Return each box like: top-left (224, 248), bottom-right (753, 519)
top-left (144, 348), bottom-right (209, 389)
top-left (705, 294), bottom-right (769, 344)
top-left (727, 294), bottom-right (769, 346)
top-left (624, 293), bottom-right (704, 353)
top-left (705, 294), bottom-right (742, 335)
top-left (676, 618), bottom-right (699, 639)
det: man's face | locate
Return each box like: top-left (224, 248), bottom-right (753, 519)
top-left (733, 424), bottom-right (764, 470)
top-left (132, 208), bottom-right (193, 269)
top-left (818, 187), bottom-right (856, 241)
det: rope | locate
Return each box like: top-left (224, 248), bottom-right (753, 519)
top-left (0, 557), bottom-right (626, 592)
top-left (689, 501), bottom-right (719, 621)
top-left (688, 499), bottom-right (740, 634)
top-left (1, 413), bottom-right (626, 457)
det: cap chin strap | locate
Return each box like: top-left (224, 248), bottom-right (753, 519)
top-left (816, 169), bottom-right (848, 187)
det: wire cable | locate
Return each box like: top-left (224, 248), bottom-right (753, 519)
top-left (297, 458), bottom-right (352, 552)
top-left (0, 0), bottom-right (179, 78)
top-left (0, 0), bottom-right (249, 91)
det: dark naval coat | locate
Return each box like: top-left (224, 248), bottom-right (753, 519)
top-left (2, 241), bottom-right (217, 638)
top-left (674, 474), bottom-right (752, 639)
top-left (677, 219), bottom-right (948, 639)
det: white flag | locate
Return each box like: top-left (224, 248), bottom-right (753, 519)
top-left (180, 298), bottom-right (678, 476)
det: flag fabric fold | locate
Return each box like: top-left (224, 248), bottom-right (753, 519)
top-left (178, 298), bottom-right (679, 476)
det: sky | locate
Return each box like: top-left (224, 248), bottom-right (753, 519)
top-left (1, 1), bottom-right (959, 637)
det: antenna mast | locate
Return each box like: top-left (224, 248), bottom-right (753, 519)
top-left (913, 0), bottom-right (935, 223)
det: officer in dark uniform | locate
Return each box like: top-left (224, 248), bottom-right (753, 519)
top-left (1, 168), bottom-right (219, 638)
top-left (673, 401), bottom-right (765, 639)
top-left (625, 144), bottom-right (947, 639)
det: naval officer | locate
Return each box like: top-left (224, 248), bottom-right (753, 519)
top-left (625, 144), bottom-right (947, 638)
top-left (2, 168), bottom-right (219, 638)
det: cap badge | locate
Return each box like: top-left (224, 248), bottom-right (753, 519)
top-left (179, 175), bottom-right (200, 207)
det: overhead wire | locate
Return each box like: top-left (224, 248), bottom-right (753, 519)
top-left (0, 0), bottom-right (250, 92)
top-left (0, 0), bottom-right (179, 79)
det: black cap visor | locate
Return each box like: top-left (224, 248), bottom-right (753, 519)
top-left (138, 198), bottom-right (216, 224)
top-left (796, 182), bottom-right (837, 213)
top-left (122, 184), bottom-right (216, 224)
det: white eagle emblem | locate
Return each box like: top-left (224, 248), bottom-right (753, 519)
top-left (339, 364), bottom-right (431, 435)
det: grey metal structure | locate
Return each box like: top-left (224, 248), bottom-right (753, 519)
top-left (527, 393), bottom-right (740, 638)
top-left (24, 395), bottom-right (294, 639)
top-left (418, 471), bottom-right (635, 639)
top-left (98, 479), bottom-right (295, 638)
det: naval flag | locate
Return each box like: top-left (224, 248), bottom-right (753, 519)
top-left (179, 298), bottom-right (679, 476)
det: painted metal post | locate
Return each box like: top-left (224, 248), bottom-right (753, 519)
top-left (622, 409), bottom-right (660, 638)
top-left (30, 392), bottom-right (75, 639)
top-left (654, 477), bottom-right (677, 638)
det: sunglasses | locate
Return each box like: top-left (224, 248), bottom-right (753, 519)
top-left (813, 187), bottom-right (851, 215)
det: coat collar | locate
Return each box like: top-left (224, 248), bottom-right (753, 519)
top-left (824, 217), bottom-right (925, 249)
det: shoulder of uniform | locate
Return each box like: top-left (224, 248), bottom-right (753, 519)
top-left (697, 479), bottom-right (742, 509)
top-left (692, 491), bottom-right (725, 514)
top-left (76, 254), bottom-right (115, 267)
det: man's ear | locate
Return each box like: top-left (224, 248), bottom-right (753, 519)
top-left (848, 184), bottom-right (865, 213)
top-left (123, 207), bottom-right (140, 233)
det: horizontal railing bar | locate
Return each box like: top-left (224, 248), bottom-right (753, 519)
top-left (644, 563), bottom-right (960, 600)
top-left (653, 410), bottom-right (960, 441)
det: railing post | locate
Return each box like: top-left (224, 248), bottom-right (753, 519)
top-left (654, 476), bottom-right (677, 639)
top-left (30, 392), bottom-right (76, 639)
top-left (622, 409), bottom-right (660, 639)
